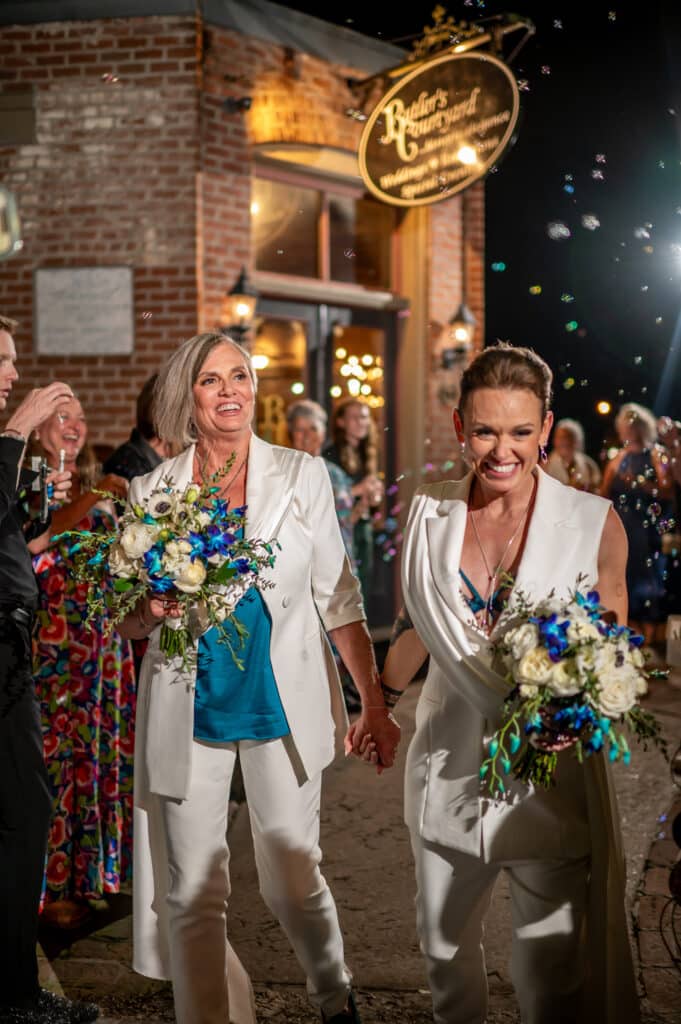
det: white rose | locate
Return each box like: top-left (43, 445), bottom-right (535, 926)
top-left (519, 682), bottom-right (539, 698)
top-left (629, 646), bottom-right (645, 669)
top-left (174, 559), bottom-right (207, 594)
top-left (196, 510), bottom-right (213, 528)
top-left (546, 657), bottom-right (581, 697)
top-left (108, 542), bottom-right (136, 578)
top-left (146, 492), bottom-right (177, 518)
top-left (516, 646), bottom-right (555, 685)
top-left (566, 620), bottom-right (601, 645)
top-left (592, 671), bottom-right (637, 718)
top-left (176, 539), bottom-right (192, 555)
top-left (120, 521), bottom-right (157, 559)
top-left (507, 623), bottom-right (539, 661)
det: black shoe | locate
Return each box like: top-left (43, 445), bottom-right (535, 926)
top-left (322, 991), bottom-right (361, 1024)
top-left (0, 990), bottom-right (99, 1024)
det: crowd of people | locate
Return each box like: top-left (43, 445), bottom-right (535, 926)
top-left (1, 310), bottom-right (678, 1024)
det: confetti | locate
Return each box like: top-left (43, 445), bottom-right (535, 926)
top-left (658, 160), bottom-right (665, 169)
top-left (491, 261), bottom-right (506, 272)
top-left (564, 184), bottom-right (575, 194)
top-left (581, 214), bottom-right (600, 230)
top-left (591, 169), bottom-right (605, 181)
top-left (547, 221), bottom-right (571, 240)
top-left (141, 311), bottom-right (153, 320)
top-left (517, 79), bottom-right (530, 92)
top-left (640, 284), bottom-right (649, 291)
top-left (608, 10), bottom-right (616, 21)
top-left (344, 248), bottom-right (356, 259)
top-left (565, 321), bottom-right (579, 332)
top-left (595, 153), bottom-right (607, 164)
top-left (529, 285), bottom-right (542, 295)
top-left (561, 293), bottom-right (575, 303)
top-left (101, 72), bottom-right (119, 83)
top-left (634, 226), bottom-right (650, 239)
top-left (563, 377), bottom-right (576, 390)
top-left (553, 18), bottom-right (563, 29)
top-left (541, 65), bottom-right (551, 75)
top-left (634, 355), bottom-right (643, 364)
top-left (655, 317), bottom-right (663, 324)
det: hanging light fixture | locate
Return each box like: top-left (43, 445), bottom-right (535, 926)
top-left (220, 266), bottom-right (259, 343)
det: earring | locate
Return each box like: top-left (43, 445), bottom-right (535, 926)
top-left (539, 444), bottom-right (548, 463)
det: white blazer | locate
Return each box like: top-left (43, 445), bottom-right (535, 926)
top-left (129, 433), bottom-right (365, 805)
top-left (401, 469), bottom-right (639, 1023)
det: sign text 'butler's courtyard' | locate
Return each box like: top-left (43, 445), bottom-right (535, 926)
top-left (358, 51), bottom-right (520, 207)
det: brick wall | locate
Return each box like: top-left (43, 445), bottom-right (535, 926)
top-left (0, 16), bottom-right (200, 445)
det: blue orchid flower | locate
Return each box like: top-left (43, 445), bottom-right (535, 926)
top-left (529, 613), bottom-right (571, 662)
top-left (575, 589), bottom-right (602, 620)
top-left (148, 576), bottom-right (175, 594)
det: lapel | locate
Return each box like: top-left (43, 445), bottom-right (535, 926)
top-left (163, 445), bottom-right (195, 489)
top-left (244, 433), bottom-right (295, 541)
top-left (425, 468), bottom-right (580, 636)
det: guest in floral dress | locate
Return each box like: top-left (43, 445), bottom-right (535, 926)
top-left (30, 397), bottom-right (134, 929)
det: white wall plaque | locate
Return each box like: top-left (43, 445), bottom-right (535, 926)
top-left (34, 266), bottom-right (134, 355)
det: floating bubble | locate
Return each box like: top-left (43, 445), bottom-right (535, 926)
top-left (565, 321), bottom-right (579, 332)
top-left (517, 79), bottom-right (530, 92)
top-left (529, 285), bottom-right (542, 295)
top-left (591, 169), bottom-right (605, 181)
top-left (553, 18), bottom-right (563, 28)
top-left (561, 293), bottom-right (575, 303)
top-left (656, 317), bottom-right (663, 324)
top-left (617, 388), bottom-right (625, 396)
top-left (564, 184), bottom-right (575, 194)
top-left (641, 284), bottom-right (649, 291)
top-left (581, 213), bottom-right (600, 230)
top-left (643, 245), bottom-right (654, 254)
top-left (547, 221), bottom-right (571, 240)
top-left (634, 226), bottom-right (650, 239)
top-left (658, 160), bottom-right (665, 169)
top-left (491, 261), bottom-right (506, 272)
top-left (641, 386), bottom-right (648, 394)
top-left (276, 248), bottom-right (284, 255)
top-left (580, 379), bottom-right (589, 387)
top-left (595, 153), bottom-right (607, 164)
top-left (541, 65), bottom-right (551, 75)
top-left (634, 355), bottom-right (643, 364)
top-left (563, 377), bottom-right (576, 390)
top-left (564, 173), bottom-right (574, 181)
top-left (608, 10), bottom-right (616, 21)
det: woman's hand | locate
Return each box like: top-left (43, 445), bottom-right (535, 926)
top-left (148, 595), bottom-right (182, 621)
top-left (97, 473), bottom-right (129, 501)
top-left (46, 469), bottom-right (72, 504)
top-left (347, 706), bottom-right (400, 772)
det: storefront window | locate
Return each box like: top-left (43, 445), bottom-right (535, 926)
top-left (250, 316), bottom-right (308, 445)
top-left (329, 196), bottom-right (394, 289)
top-left (329, 323), bottom-right (386, 436)
top-left (252, 179), bottom-right (319, 278)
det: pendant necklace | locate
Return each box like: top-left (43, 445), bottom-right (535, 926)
top-left (467, 479), bottom-right (536, 630)
top-left (196, 448), bottom-right (248, 499)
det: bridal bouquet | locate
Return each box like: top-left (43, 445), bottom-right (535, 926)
top-left (55, 466), bottom-right (278, 667)
top-left (479, 577), bottom-right (667, 797)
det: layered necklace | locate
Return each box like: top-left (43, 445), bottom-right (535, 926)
top-left (466, 477), bottom-right (537, 630)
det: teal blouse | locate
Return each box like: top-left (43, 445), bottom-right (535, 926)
top-left (193, 587), bottom-right (290, 743)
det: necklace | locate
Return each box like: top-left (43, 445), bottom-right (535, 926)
top-left (467, 480), bottom-right (536, 629)
top-left (195, 448), bottom-right (248, 499)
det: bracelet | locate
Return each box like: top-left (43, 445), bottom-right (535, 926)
top-left (0, 428), bottom-right (26, 442)
top-left (380, 681), bottom-right (404, 708)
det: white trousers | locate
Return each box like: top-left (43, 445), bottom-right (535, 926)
top-left (149, 737), bottom-right (351, 1024)
top-left (411, 835), bottom-right (589, 1024)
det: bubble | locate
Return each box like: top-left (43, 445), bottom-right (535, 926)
top-left (634, 226), bottom-right (650, 239)
top-left (529, 285), bottom-right (542, 295)
top-left (518, 79), bottom-right (530, 92)
top-left (547, 221), bottom-right (571, 240)
top-left (276, 249), bottom-right (284, 255)
top-left (395, 473), bottom-right (405, 482)
top-left (561, 293), bottom-right (575, 303)
top-left (646, 558), bottom-right (653, 567)
top-left (649, 502), bottom-right (662, 518)
top-left (634, 355), bottom-right (643, 364)
top-left (641, 284), bottom-right (649, 291)
top-left (553, 18), bottom-right (563, 28)
top-left (591, 169), bottom-right (605, 181)
top-left (564, 173), bottom-right (574, 181)
top-left (564, 184), bottom-right (575, 194)
top-left (563, 377), bottom-right (576, 390)
top-left (655, 317), bottom-right (663, 324)
top-left (565, 321), bottom-right (579, 332)
top-left (581, 214), bottom-right (600, 230)
top-left (608, 10), bottom-right (617, 21)
top-left (580, 379), bottom-right (589, 387)
top-left (658, 161), bottom-right (666, 169)
top-left (617, 388), bottom-right (625, 396)
top-left (595, 153), bottom-right (607, 164)
top-left (386, 484), bottom-right (399, 496)
top-left (491, 261), bottom-right (506, 272)
top-left (541, 65), bottom-right (551, 75)
top-left (641, 386), bottom-right (648, 394)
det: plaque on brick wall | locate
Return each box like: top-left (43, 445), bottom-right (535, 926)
top-left (34, 267), bottom-right (134, 356)
top-left (358, 51), bottom-right (520, 207)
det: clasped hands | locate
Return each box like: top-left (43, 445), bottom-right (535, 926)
top-left (344, 705), bottom-right (401, 775)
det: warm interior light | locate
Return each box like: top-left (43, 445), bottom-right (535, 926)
top-left (453, 325), bottom-right (471, 343)
top-left (360, 384), bottom-right (371, 395)
top-left (250, 201), bottom-right (260, 216)
top-left (335, 347), bottom-right (347, 359)
top-left (235, 301), bottom-right (251, 318)
top-left (340, 364), bottom-right (352, 377)
top-left (596, 400), bottom-right (612, 415)
top-left (347, 378), bottom-right (361, 396)
top-left (361, 354), bottom-right (373, 366)
top-left (251, 354), bottom-right (269, 370)
top-left (330, 385), bottom-right (342, 398)
top-left (291, 382), bottom-right (305, 395)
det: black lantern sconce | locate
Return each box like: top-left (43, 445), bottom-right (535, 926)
top-left (220, 266), bottom-right (259, 344)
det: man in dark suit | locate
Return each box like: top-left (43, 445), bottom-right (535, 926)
top-left (0, 315), bottom-right (99, 1024)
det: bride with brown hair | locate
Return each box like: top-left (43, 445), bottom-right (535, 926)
top-left (352, 343), bottom-right (639, 1024)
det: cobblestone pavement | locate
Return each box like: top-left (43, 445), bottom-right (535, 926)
top-left (38, 665), bottom-right (681, 1024)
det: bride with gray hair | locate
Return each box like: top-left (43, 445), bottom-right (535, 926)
top-left (119, 332), bottom-right (400, 1024)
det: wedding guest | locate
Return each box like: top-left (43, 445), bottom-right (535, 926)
top-left (546, 417), bottom-right (602, 492)
top-left (323, 399), bottom-right (383, 603)
top-left (601, 402), bottom-right (674, 644)
top-left (31, 397), bottom-right (135, 928)
top-left (103, 374), bottom-right (172, 481)
top-left (287, 398), bottom-right (363, 712)
top-left (0, 314), bottom-right (98, 1024)
top-left (351, 344), bottom-right (639, 1024)
top-left (119, 333), bottom-right (400, 1024)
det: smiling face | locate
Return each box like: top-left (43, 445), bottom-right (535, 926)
top-left (290, 415), bottom-right (325, 457)
top-left (0, 330), bottom-right (18, 411)
top-left (337, 401), bottom-right (371, 445)
top-left (192, 342), bottom-right (255, 445)
top-left (455, 387), bottom-right (553, 498)
top-left (39, 397), bottom-right (87, 465)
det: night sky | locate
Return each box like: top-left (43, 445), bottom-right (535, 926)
top-left (281, 0), bottom-right (681, 456)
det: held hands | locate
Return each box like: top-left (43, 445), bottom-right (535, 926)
top-left (147, 595), bottom-right (183, 622)
top-left (344, 706), bottom-right (401, 775)
top-left (5, 381), bottom-right (74, 438)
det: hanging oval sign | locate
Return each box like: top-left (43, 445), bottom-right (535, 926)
top-left (358, 50), bottom-right (520, 207)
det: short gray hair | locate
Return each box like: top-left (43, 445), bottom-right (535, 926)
top-left (154, 332), bottom-right (257, 449)
top-left (286, 399), bottom-right (327, 436)
top-left (615, 402), bottom-right (657, 447)
top-left (554, 418), bottom-right (585, 451)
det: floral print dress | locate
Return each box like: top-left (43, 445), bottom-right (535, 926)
top-left (33, 505), bottom-right (135, 905)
